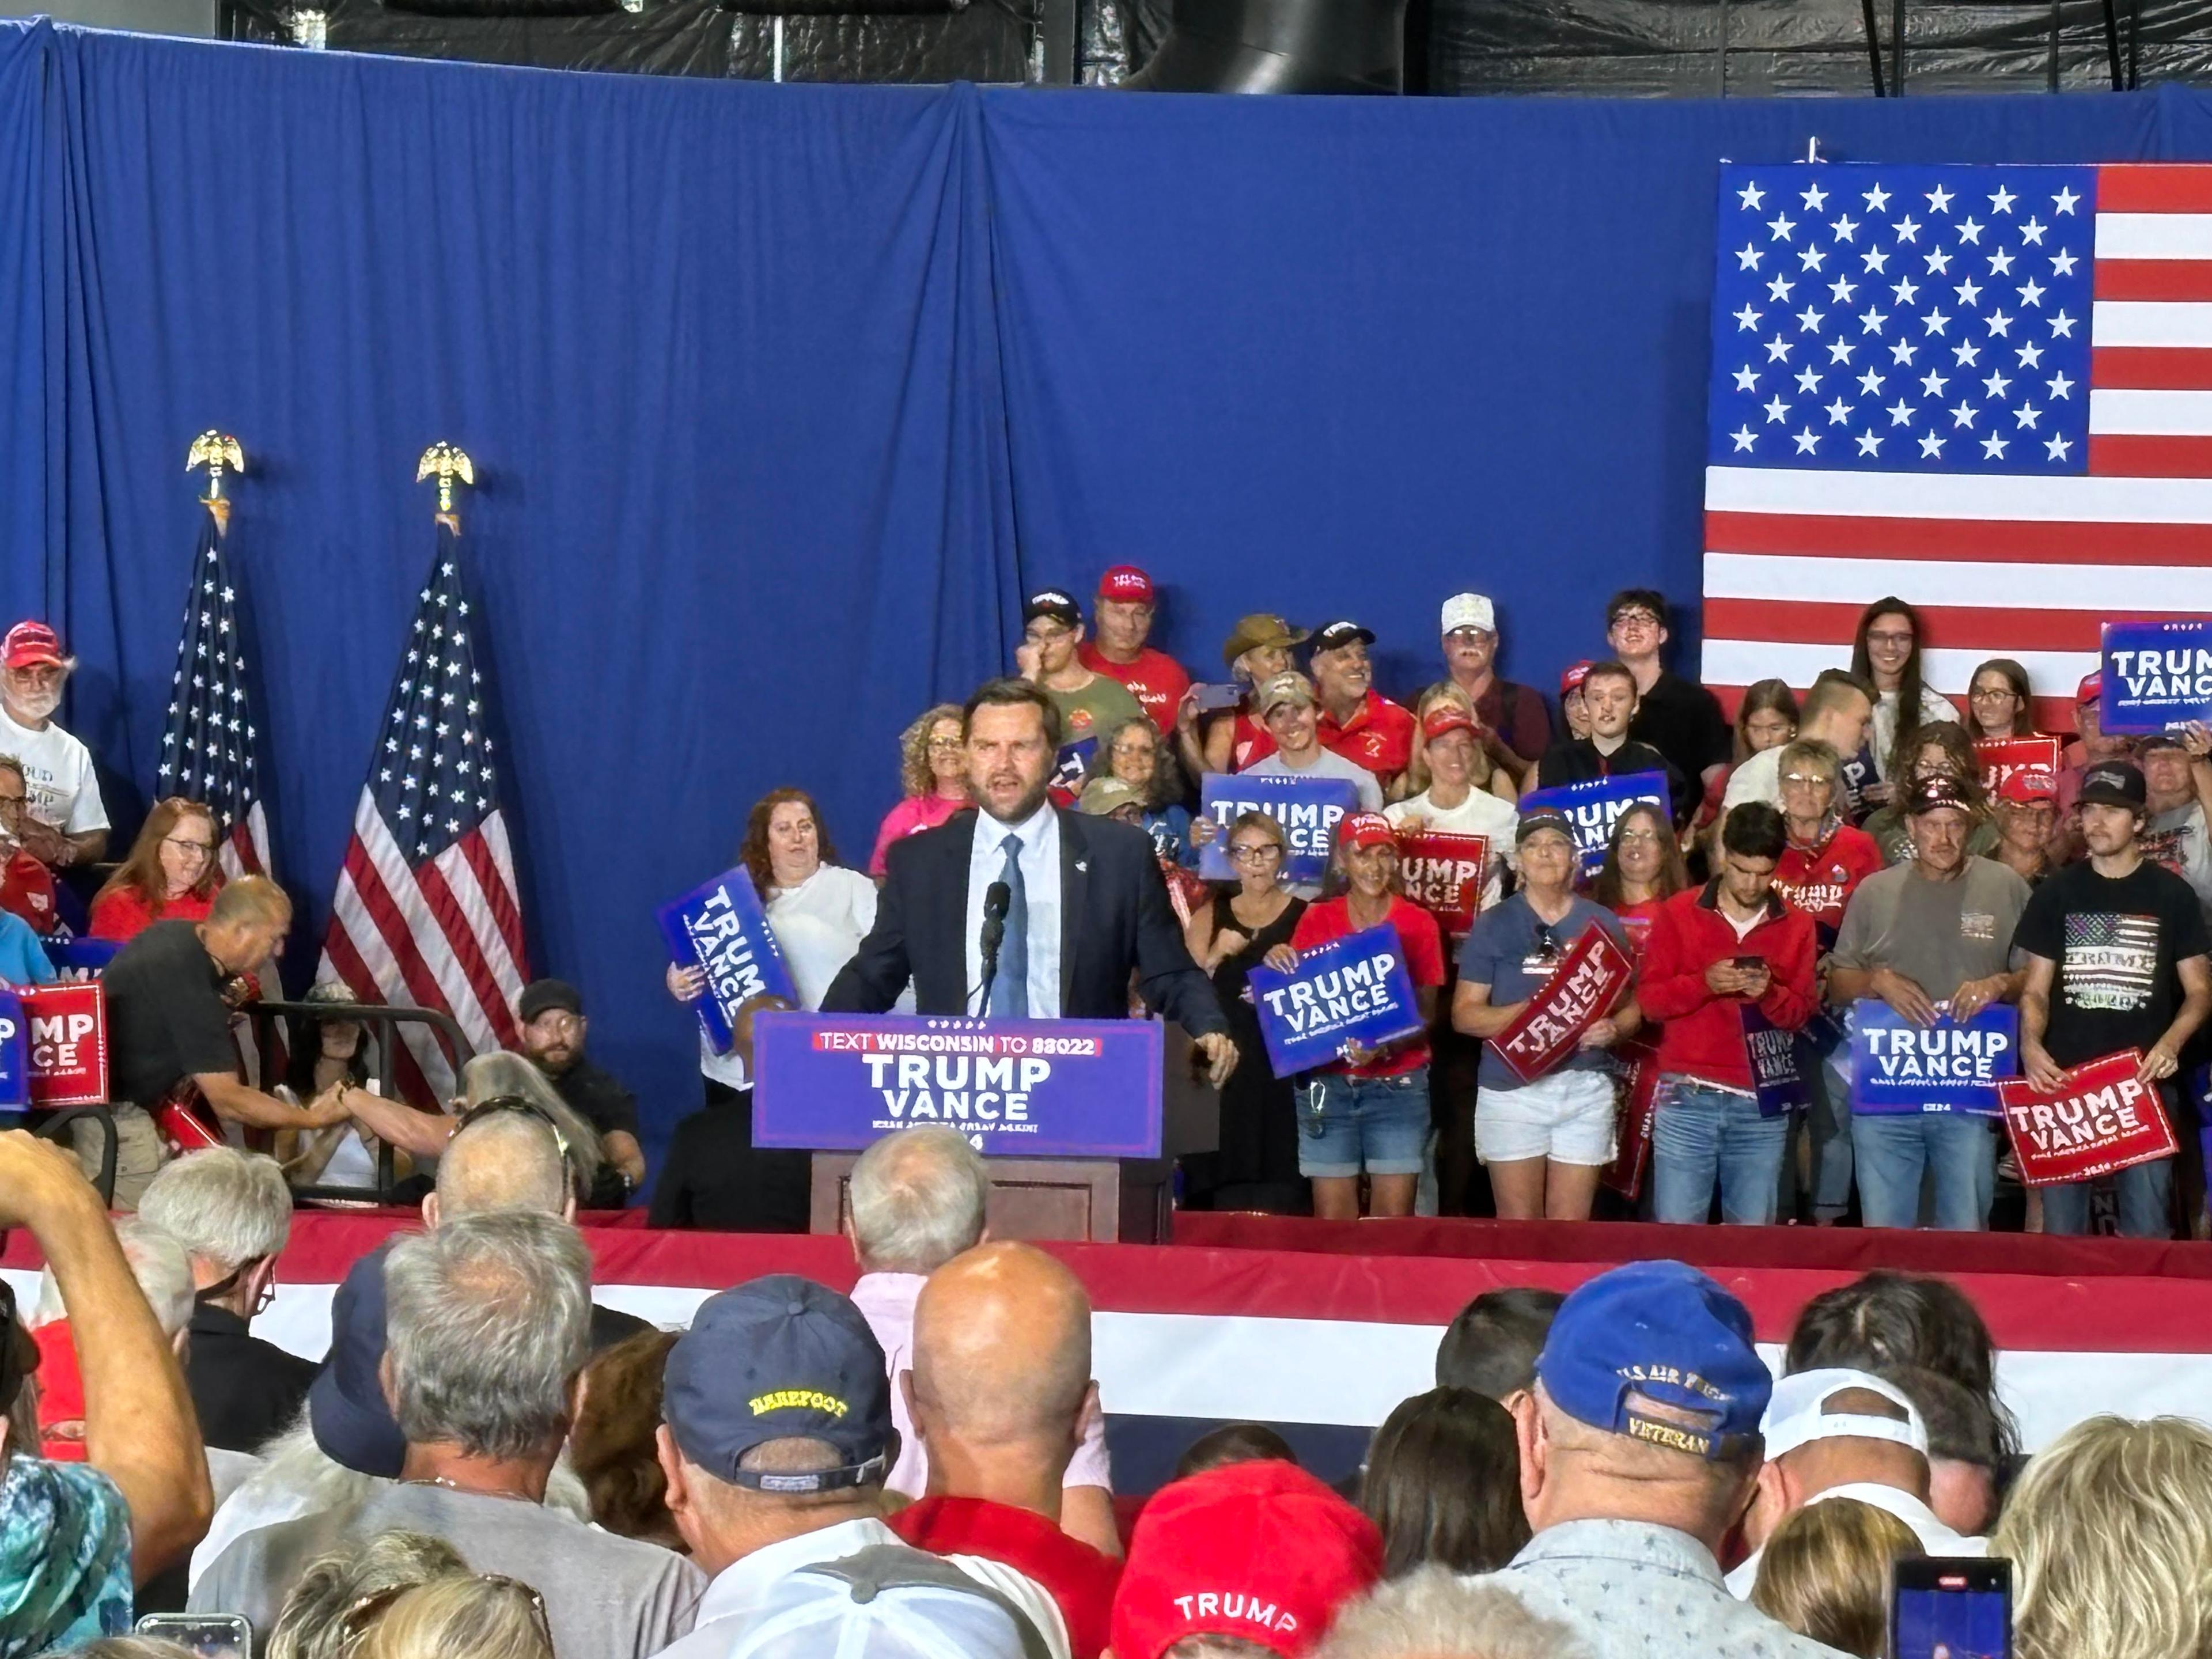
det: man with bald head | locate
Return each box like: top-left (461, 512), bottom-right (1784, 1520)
top-left (423, 1107), bottom-right (650, 1353)
top-left (889, 1241), bottom-right (1121, 1659)
top-left (844, 1126), bottom-right (1116, 1555)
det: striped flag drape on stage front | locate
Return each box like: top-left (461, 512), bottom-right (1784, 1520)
top-left (317, 524), bottom-right (527, 1104)
top-left (1701, 162), bottom-right (2212, 730)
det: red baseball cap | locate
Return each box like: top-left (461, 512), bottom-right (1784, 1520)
top-left (1422, 704), bottom-right (1480, 743)
top-left (1560, 659), bottom-right (1594, 698)
top-left (1339, 812), bottom-right (1397, 851)
top-left (2076, 672), bottom-right (2101, 705)
top-left (1097, 565), bottom-right (1155, 604)
top-left (1110, 1461), bottom-right (1382, 1659)
top-left (1999, 767), bottom-right (2059, 805)
top-left (2, 622), bottom-right (67, 671)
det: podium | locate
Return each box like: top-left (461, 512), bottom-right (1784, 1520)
top-left (751, 1013), bottom-right (1219, 1246)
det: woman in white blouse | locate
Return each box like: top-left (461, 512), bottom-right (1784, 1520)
top-left (658, 787), bottom-right (877, 1229)
top-left (1849, 596), bottom-right (1959, 808)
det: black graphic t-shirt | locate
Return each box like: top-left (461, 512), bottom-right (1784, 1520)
top-left (2013, 857), bottom-right (2211, 1069)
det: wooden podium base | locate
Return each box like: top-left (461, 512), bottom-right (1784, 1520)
top-left (809, 1153), bottom-right (1174, 1244)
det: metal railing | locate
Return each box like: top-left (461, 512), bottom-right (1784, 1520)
top-left (241, 998), bottom-right (476, 1205)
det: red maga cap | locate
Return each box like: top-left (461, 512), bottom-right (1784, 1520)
top-left (1339, 812), bottom-right (1397, 851)
top-left (2, 622), bottom-right (66, 671)
top-left (1097, 565), bottom-right (1155, 604)
top-left (1999, 767), bottom-right (2059, 805)
top-left (1109, 1460), bottom-right (1382, 1659)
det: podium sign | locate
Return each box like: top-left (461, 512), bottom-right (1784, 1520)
top-left (753, 1012), bottom-right (1164, 1158)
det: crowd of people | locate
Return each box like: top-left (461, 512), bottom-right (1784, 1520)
top-left (7, 1123), bottom-right (2212, 1659)
top-left (1, 571), bottom-right (2206, 1238)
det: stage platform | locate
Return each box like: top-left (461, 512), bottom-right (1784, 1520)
top-left (10, 1211), bottom-right (2209, 1494)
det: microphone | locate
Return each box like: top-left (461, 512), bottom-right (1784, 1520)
top-left (976, 881), bottom-right (1011, 1015)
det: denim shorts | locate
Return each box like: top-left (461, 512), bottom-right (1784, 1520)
top-left (1298, 1066), bottom-right (1431, 1178)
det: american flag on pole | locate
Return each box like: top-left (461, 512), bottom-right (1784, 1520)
top-left (1702, 162), bottom-right (2212, 732)
top-left (317, 524), bottom-right (528, 1103)
top-left (158, 513), bottom-right (273, 880)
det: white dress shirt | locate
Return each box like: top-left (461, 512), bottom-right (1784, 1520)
top-left (963, 801), bottom-right (1062, 1019)
top-left (1725, 1482), bottom-right (1986, 1598)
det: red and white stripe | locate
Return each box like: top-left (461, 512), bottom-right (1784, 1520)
top-left (1705, 164), bottom-right (2212, 728)
top-left (317, 798), bottom-right (527, 1104)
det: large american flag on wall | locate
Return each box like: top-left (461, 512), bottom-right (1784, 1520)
top-left (317, 525), bottom-right (527, 1102)
top-left (1702, 162), bottom-right (2212, 730)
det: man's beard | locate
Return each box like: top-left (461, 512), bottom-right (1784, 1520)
top-left (980, 778), bottom-right (1051, 825)
top-left (8, 689), bottom-right (58, 723)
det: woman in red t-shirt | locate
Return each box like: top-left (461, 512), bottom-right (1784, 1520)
top-left (1770, 739), bottom-right (1883, 946)
top-left (1265, 812), bottom-right (1445, 1221)
top-left (88, 797), bottom-right (221, 941)
top-left (1591, 802), bottom-right (1690, 956)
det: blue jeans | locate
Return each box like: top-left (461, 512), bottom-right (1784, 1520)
top-left (2042, 1157), bottom-right (2176, 1238)
top-left (1850, 1111), bottom-right (1997, 1230)
top-left (1652, 1077), bottom-right (1788, 1225)
top-left (1298, 1067), bottom-right (1431, 1178)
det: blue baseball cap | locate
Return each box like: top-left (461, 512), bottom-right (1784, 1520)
top-left (309, 1243), bottom-right (406, 1479)
top-left (1534, 1260), bottom-right (1770, 1461)
top-left (664, 1275), bottom-right (893, 1493)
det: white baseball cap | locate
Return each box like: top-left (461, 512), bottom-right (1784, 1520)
top-left (729, 1557), bottom-right (1038, 1659)
top-left (1441, 593), bottom-right (1496, 635)
top-left (1763, 1368), bottom-right (1929, 1461)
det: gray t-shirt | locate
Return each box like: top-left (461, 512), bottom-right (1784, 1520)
top-left (2143, 800), bottom-right (2212, 923)
top-left (1456, 895), bottom-right (1632, 1090)
top-left (1240, 748), bottom-right (1385, 897)
top-left (189, 1480), bottom-right (702, 1657)
top-left (1828, 857), bottom-right (2031, 1002)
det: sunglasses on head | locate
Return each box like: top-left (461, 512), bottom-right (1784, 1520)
top-left (339, 1574), bottom-right (552, 1652)
top-left (455, 1094), bottom-right (575, 1175)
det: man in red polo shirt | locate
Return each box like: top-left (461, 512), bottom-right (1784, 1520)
top-left (892, 1241), bottom-right (1120, 1659)
top-left (1308, 620), bottom-right (1416, 791)
top-left (1076, 566), bottom-right (1190, 736)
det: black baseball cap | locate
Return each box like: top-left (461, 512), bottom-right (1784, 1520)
top-left (1022, 590), bottom-right (1081, 630)
top-left (1904, 776), bottom-right (1973, 817)
top-left (517, 979), bottom-right (582, 1024)
top-left (1309, 620), bottom-right (1376, 654)
top-left (2138, 730), bottom-right (2188, 755)
top-left (2078, 760), bottom-right (2149, 810)
top-left (309, 1244), bottom-right (406, 1479)
top-left (664, 1275), bottom-right (893, 1492)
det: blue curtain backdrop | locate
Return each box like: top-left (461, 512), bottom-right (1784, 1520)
top-left (0, 16), bottom-right (2201, 1173)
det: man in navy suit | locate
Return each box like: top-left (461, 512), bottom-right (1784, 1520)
top-left (824, 679), bottom-right (1240, 1088)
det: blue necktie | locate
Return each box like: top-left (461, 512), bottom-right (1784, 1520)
top-left (990, 831), bottom-right (1030, 1019)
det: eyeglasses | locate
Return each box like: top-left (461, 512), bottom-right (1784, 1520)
top-left (1532, 923), bottom-right (1561, 961)
top-left (1229, 843), bottom-right (1282, 862)
top-left (196, 1259), bottom-right (277, 1319)
top-left (1781, 772), bottom-right (1833, 788)
top-left (1617, 828), bottom-right (1662, 846)
top-left (164, 836), bottom-right (216, 857)
top-left (339, 1574), bottom-right (551, 1652)
top-left (1969, 685), bottom-right (2019, 702)
top-left (1609, 611), bottom-right (1660, 630)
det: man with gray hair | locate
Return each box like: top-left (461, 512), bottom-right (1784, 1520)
top-left (1478, 1262), bottom-right (1840, 1658)
top-left (139, 1147), bottom-right (316, 1455)
top-left (191, 1211), bottom-right (703, 1656)
top-left (843, 1127), bottom-right (1116, 1555)
top-left (425, 1103), bottom-right (653, 1352)
top-left (1316, 1566), bottom-right (1587, 1659)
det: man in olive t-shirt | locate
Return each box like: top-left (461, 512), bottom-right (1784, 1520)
top-left (1825, 779), bottom-right (2032, 1231)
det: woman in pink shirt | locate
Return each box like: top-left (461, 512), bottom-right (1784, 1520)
top-left (868, 702), bottom-right (972, 877)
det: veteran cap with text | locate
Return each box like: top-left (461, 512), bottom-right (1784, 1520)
top-left (1535, 1260), bottom-right (1769, 1460)
top-left (664, 1274), bottom-right (893, 1491)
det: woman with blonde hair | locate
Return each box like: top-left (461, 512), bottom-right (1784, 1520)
top-left (1750, 1497), bottom-right (1921, 1658)
top-left (867, 702), bottom-right (969, 877)
top-left (1994, 1414), bottom-right (2212, 1659)
top-left (354, 1574), bottom-right (554, 1659)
